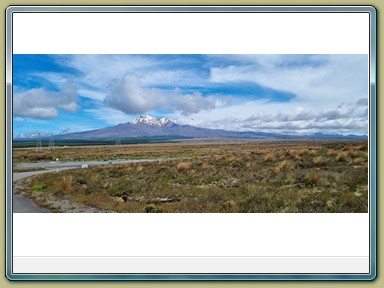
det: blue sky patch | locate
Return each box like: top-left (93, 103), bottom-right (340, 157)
top-left (12, 54), bottom-right (368, 137)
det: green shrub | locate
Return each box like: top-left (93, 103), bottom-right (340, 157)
top-left (78, 178), bottom-right (87, 185)
top-left (144, 204), bottom-right (163, 213)
top-left (32, 184), bottom-right (47, 191)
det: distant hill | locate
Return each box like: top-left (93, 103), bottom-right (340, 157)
top-left (52, 115), bottom-right (281, 140)
top-left (15, 115), bottom-right (368, 141)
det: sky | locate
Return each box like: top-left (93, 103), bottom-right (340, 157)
top-left (13, 54), bottom-right (369, 138)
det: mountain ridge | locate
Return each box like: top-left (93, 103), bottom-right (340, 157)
top-left (14, 115), bottom-right (368, 140)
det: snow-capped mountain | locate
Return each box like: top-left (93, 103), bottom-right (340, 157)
top-left (20, 115), bottom-right (367, 141)
top-left (52, 114), bottom-right (274, 140)
top-left (130, 115), bottom-right (174, 127)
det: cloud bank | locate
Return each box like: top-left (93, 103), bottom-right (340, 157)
top-left (104, 74), bottom-right (226, 116)
top-left (13, 54), bottom-right (369, 136)
top-left (14, 83), bottom-right (78, 119)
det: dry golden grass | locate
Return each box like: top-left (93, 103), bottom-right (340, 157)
top-left (309, 169), bottom-right (320, 185)
top-left (136, 166), bottom-right (144, 172)
top-left (201, 162), bottom-right (210, 169)
top-left (212, 155), bottom-right (223, 161)
top-left (343, 145), bottom-right (353, 151)
top-left (327, 149), bottom-right (338, 156)
top-left (281, 160), bottom-right (294, 170)
top-left (177, 162), bottom-right (192, 172)
top-left (353, 157), bottom-right (365, 164)
top-left (298, 149), bottom-right (309, 156)
top-left (20, 140), bottom-right (368, 213)
top-left (264, 154), bottom-right (275, 162)
top-left (288, 150), bottom-right (298, 158)
top-left (228, 156), bottom-right (242, 162)
top-left (273, 166), bottom-right (282, 175)
top-left (246, 162), bottom-right (257, 168)
top-left (274, 160), bottom-right (294, 174)
top-left (347, 150), bottom-right (360, 158)
top-left (336, 152), bottom-right (348, 162)
top-left (58, 176), bottom-right (73, 194)
top-left (288, 150), bottom-right (302, 160)
top-left (356, 144), bottom-right (368, 151)
top-left (242, 155), bottom-right (252, 161)
top-left (313, 156), bottom-right (326, 166)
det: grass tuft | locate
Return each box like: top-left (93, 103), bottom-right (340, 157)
top-left (144, 204), bottom-right (163, 213)
top-left (309, 169), bottom-right (320, 185)
top-left (264, 154), bottom-right (275, 162)
top-left (177, 162), bottom-right (192, 172)
top-left (58, 176), bottom-right (73, 193)
top-left (274, 160), bottom-right (294, 174)
top-left (313, 156), bottom-right (326, 166)
top-left (336, 152), bottom-right (348, 162)
top-left (201, 162), bottom-right (210, 169)
top-left (356, 144), bottom-right (368, 151)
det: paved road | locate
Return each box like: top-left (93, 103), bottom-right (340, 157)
top-left (15, 157), bottom-right (184, 170)
top-left (13, 168), bottom-right (75, 213)
top-left (13, 157), bottom-right (187, 213)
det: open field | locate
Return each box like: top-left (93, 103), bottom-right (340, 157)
top-left (13, 142), bottom-right (213, 163)
top-left (14, 141), bottom-right (369, 213)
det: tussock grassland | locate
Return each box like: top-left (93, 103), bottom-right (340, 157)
top-left (16, 141), bottom-right (369, 213)
top-left (13, 143), bottom-right (212, 163)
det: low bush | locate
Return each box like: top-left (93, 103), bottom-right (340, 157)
top-left (177, 162), bottom-right (192, 172)
top-left (309, 169), bottom-right (320, 185)
top-left (313, 156), bottom-right (326, 166)
top-left (58, 176), bottom-right (73, 193)
top-left (32, 184), bottom-right (47, 191)
top-left (264, 154), bottom-right (275, 162)
top-left (336, 152), bottom-right (348, 162)
top-left (144, 204), bottom-right (163, 213)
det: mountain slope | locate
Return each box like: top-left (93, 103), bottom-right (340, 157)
top-left (55, 115), bottom-right (278, 140)
top-left (30, 115), bottom-right (366, 141)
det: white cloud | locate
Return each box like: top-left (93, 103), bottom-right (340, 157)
top-left (13, 83), bottom-right (78, 119)
top-left (83, 106), bottom-right (133, 126)
top-left (105, 74), bottom-right (165, 114)
top-left (55, 55), bottom-right (159, 90)
top-left (210, 55), bottom-right (368, 104)
top-left (104, 74), bottom-right (227, 116)
top-left (172, 92), bottom-right (217, 115)
top-left (78, 89), bottom-right (107, 101)
top-left (139, 69), bottom-right (206, 87)
top-left (173, 98), bottom-right (368, 135)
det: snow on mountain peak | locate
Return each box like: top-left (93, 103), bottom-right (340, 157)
top-left (131, 115), bottom-right (174, 127)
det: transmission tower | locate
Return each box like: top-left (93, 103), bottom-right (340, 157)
top-left (36, 133), bottom-right (42, 151)
top-left (48, 133), bottom-right (55, 148)
top-left (115, 134), bottom-right (122, 150)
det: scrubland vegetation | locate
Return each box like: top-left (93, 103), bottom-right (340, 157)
top-left (13, 143), bottom-right (209, 163)
top-left (15, 141), bottom-right (369, 213)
